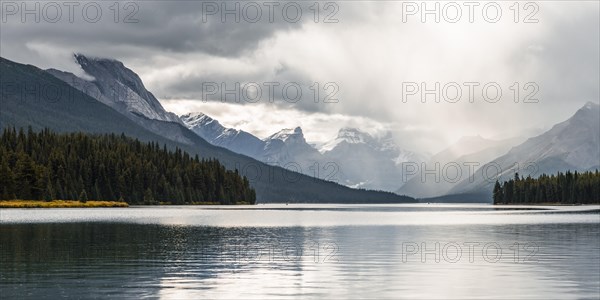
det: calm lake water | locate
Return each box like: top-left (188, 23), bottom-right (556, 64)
top-left (1, 204), bottom-right (599, 299)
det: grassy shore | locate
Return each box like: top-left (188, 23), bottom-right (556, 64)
top-left (0, 200), bottom-right (129, 208)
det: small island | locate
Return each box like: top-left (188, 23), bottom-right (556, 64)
top-left (0, 128), bottom-right (256, 206)
top-left (493, 170), bottom-right (600, 205)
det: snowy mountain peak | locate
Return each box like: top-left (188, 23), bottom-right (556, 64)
top-left (181, 111), bottom-right (206, 119)
top-left (583, 101), bottom-right (599, 110)
top-left (68, 54), bottom-right (180, 123)
top-left (181, 112), bottom-right (220, 128)
top-left (180, 112), bottom-right (230, 139)
top-left (322, 127), bottom-right (422, 157)
top-left (320, 128), bottom-right (377, 152)
top-left (265, 127), bottom-right (306, 144)
top-left (575, 101), bottom-right (599, 118)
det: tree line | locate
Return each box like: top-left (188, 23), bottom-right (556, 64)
top-left (493, 170), bottom-right (600, 205)
top-left (0, 127), bottom-right (256, 204)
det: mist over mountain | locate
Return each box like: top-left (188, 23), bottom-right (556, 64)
top-left (23, 54), bottom-right (599, 203)
top-left (47, 54), bottom-right (180, 123)
top-left (449, 102), bottom-right (600, 201)
top-left (1, 56), bottom-right (415, 204)
top-left (181, 112), bottom-right (427, 191)
top-left (320, 128), bottom-right (429, 190)
top-left (397, 135), bottom-right (524, 198)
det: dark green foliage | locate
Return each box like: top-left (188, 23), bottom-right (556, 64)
top-left (493, 170), bottom-right (600, 205)
top-left (0, 127), bottom-right (256, 205)
top-left (0, 56), bottom-right (416, 204)
top-left (79, 189), bottom-right (88, 203)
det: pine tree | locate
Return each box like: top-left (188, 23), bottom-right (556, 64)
top-left (493, 181), bottom-right (503, 204)
top-left (79, 189), bottom-right (88, 203)
top-left (0, 127), bottom-right (257, 205)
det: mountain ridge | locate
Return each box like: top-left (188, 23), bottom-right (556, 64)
top-left (448, 101), bottom-right (600, 201)
top-left (181, 111), bottom-right (428, 191)
top-left (1, 56), bottom-right (415, 204)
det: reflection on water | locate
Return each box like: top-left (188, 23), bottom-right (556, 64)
top-left (0, 205), bottom-right (599, 299)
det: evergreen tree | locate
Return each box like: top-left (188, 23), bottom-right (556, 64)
top-left (493, 170), bottom-right (599, 205)
top-left (0, 127), bottom-right (256, 205)
top-left (79, 189), bottom-right (88, 203)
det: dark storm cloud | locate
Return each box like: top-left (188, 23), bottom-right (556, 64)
top-left (1, 1), bottom-right (598, 151)
top-left (1, 1), bottom-right (309, 57)
top-left (160, 62), bottom-right (332, 114)
top-left (0, 1), bottom-right (331, 113)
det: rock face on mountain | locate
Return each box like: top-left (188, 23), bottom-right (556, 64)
top-left (396, 135), bottom-right (523, 198)
top-left (47, 54), bottom-right (180, 123)
top-left (450, 102), bottom-right (600, 199)
top-left (181, 113), bottom-right (265, 158)
top-left (181, 113), bottom-right (427, 192)
top-left (1, 56), bottom-right (415, 204)
top-left (320, 128), bottom-right (428, 191)
top-left (263, 127), bottom-right (323, 165)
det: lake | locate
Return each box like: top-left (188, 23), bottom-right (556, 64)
top-left (1, 204), bottom-right (599, 299)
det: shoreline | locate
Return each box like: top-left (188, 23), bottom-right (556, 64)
top-left (0, 200), bottom-right (129, 208)
top-left (0, 200), bottom-right (253, 208)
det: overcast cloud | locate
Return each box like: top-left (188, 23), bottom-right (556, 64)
top-left (1, 1), bottom-right (598, 153)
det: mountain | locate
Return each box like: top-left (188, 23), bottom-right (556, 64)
top-left (181, 112), bottom-right (265, 158)
top-left (181, 114), bottom-right (427, 191)
top-left (181, 115), bottom-right (334, 182)
top-left (47, 54), bottom-right (199, 146)
top-left (47, 54), bottom-right (180, 123)
top-left (263, 127), bottom-right (323, 165)
top-left (429, 135), bottom-right (514, 166)
top-left (397, 135), bottom-right (523, 198)
top-left (0, 56), bottom-right (415, 204)
top-left (181, 113), bottom-right (322, 167)
top-left (449, 102), bottom-right (600, 200)
top-left (320, 128), bottom-right (428, 191)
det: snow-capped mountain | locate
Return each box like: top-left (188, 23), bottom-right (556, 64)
top-left (2, 56), bottom-right (416, 204)
top-left (181, 112), bottom-right (265, 158)
top-left (180, 113), bottom-right (426, 191)
top-left (450, 102), bottom-right (600, 199)
top-left (320, 128), bottom-right (428, 191)
top-left (263, 127), bottom-right (322, 165)
top-left (320, 128), bottom-right (377, 152)
top-left (47, 54), bottom-right (180, 123)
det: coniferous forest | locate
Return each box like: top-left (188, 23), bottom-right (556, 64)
top-left (493, 171), bottom-right (600, 205)
top-left (0, 127), bottom-right (256, 205)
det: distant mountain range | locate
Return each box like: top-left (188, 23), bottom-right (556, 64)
top-left (4, 53), bottom-right (597, 203)
top-left (397, 135), bottom-right (524, 198)
top-left (447, 101), bottom-right (600, 201)
top-left (0, 55), bottom-right (414, 204)
top-left (182, 113), bottom-right (428, 191)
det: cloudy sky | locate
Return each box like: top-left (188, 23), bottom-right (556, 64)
top-left (1, 1), bottom-right (598, 153)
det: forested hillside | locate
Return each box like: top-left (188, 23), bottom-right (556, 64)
top-left (0, 127), bottom-right (256, 205)
top-left (493, 171), bottom-right (600, 205)
top-left (0, 57), bottom-right (415, 203)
